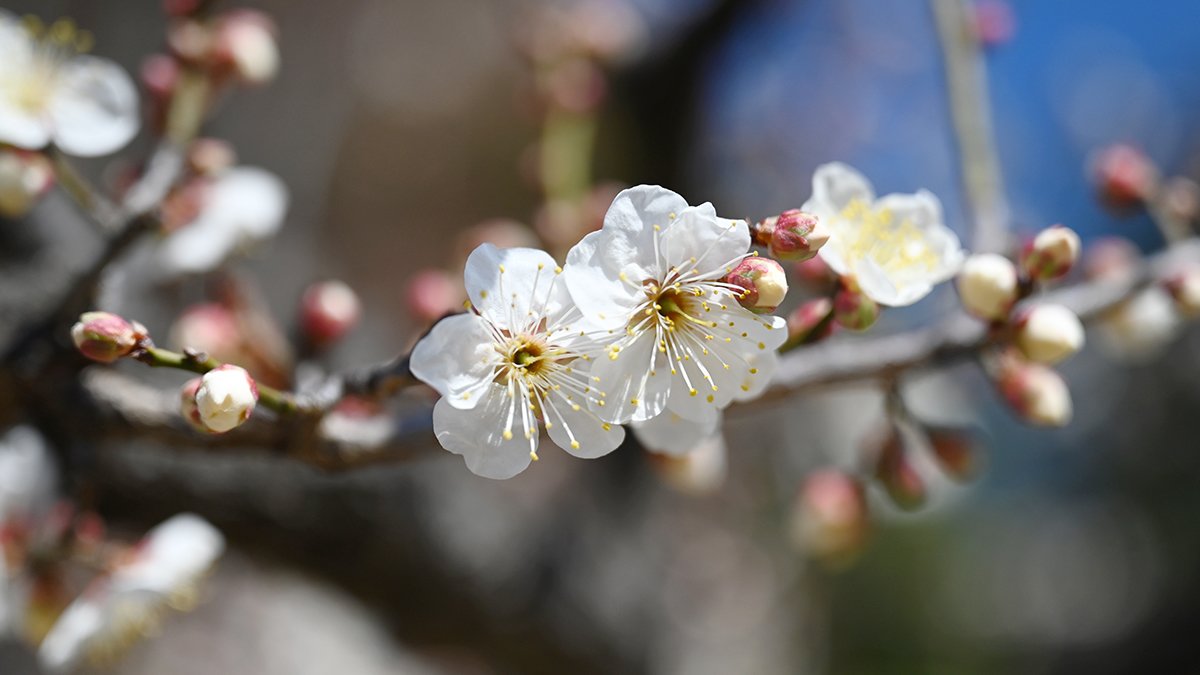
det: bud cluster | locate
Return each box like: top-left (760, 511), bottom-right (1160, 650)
top-left (752, 209), bottom-right (830, 262)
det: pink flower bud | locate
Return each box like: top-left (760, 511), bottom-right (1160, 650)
top-left (0, 148), bottom-right (54, 218)
top-left (187, 138), bottom-right (237, 177)
top-left (1163, 266), bottom-right (1200, 319)
top-left (169, 303), bottom-right (242, 364)
top-left (793, 255), bottom-right (835, 287)
top-left (1014, 304), bottom-right (1085, 365)
top-left (873, 430), bottom-right (926, 511)
top-left (178, 377), bottom-right (209, 432)
top-left (787, 298), bottom-right (834, 344)
top-left (193, 365), bottom-right (258, 433)
top-left (300, 280), bottom-right (361, 347)
top-left (790, 469), bottom-right (869, 566)
top-left (71, 312), bottom-right (145, 364)
top-left (758, 209), bottom-right (829, 262)
top-left (995, 358), bottom-right (1072, 427)
top-left (405, 269), bottom-right (462, 324)
top-left (723, 257), bottom-right (788, 313)
top-left (1091, 144), bottom-right (1158, 212)
top-left (141, 54), bottom-right (181, 100)
top-left (211, 10), bottom-right (279, 86)
top-left (926, 425), bottom-right (986, 482)
top-left (1020, 225), bottom-right (1081, 282)
top-left (957, 253), bottom-right (1019, 320)
top-left (833, 286), bottom-right (878, 331)
top-left (972, 0), bottom-right (1016, 47)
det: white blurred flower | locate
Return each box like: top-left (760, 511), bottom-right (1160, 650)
top-left (632, 409), bottom-right (719, 457)
top-left (0, 13), bottom-right (138, 156)
top-left (412, 244), bottom-right (625, 479)
top-left (562, 185), bottom-right (787, 427)
top-left (0, 425), bottom-right (57, 524)
top-left (193, 365), bottom-right (258, 433)
top-left (1098, 288), bottom-right (1181, 361)
top-left (38, 514), bottom-right (225, 673)
top-left (648, 433), bottom-right (727, 495)
top-left (804, 163), bottom-right (964, 306)
top-left (0, 147), bottom-right (53, 217)
top-left (1015, 304), bottom-right (1085, 365)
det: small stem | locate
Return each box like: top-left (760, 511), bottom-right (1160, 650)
top-left (1147, 189), bottom-right (1192, 246)
top-left (49, 149), bottom-right (122, 233)
top-left (540, 106), bottom-right (597, 205)
top-left (134, 346), bottom-right (308, 416)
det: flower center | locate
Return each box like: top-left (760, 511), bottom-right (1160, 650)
top-left (839, 198), bottom-right (940, 278)
top-left (499, 335), bottom-right (552, 381)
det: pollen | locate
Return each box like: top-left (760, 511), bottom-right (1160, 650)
top-left (570, 440), bottom-right (580, 450)
top-left (602, 423), bottom-right (611, 431)
top-left (502, 429), bottom-right (513, 441)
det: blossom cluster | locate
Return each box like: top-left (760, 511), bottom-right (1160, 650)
top-left (411, 165), bottom-right (968, 479)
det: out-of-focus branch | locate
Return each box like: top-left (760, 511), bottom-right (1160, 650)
top-left (931, 0), bottom-right (1010, 254)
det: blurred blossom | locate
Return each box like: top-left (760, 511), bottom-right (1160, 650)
top-left (403, 268), bottom-right (462, 324)
top-left (648, 432), bottom-right (728, 495)
top-left (0, 13), bottom-right (139, 157)
top-left (1097, 287), bottom-right (1181, 361)
top-left (0, 426), bottom-right (56, 525)
top-left (1083, 235), bottom-right (1140, 283)
top-left (453, 218), bottom-right (540, 268)
top-left (790, 469), bottom-right (869, 567)
top-left (299, 280), bottom-right (362, 348)
top-left (1089, 143), bottom-right (1159, 212)
top-left (0, 147), bottom-right (54, 218)
top-left (635, 409), bottom-right (720, 458)
top-left (168, 303), bottom-right (246, 365)
top-left (38, 514), bottom-right (225, 673)
top-left (972, 0), bottom-right (1016, 48)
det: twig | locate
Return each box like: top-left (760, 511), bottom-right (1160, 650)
top-left (931, 0), bottom-right (1010, 254)
top-left (131, 345), bottom-right (309, 416)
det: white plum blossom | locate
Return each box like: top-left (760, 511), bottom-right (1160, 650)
top-left (38, 514), bottom-right (225, 673)
top-left (562, 185), bottom-right (787, 428)
top-left (0, 12), bottom-right (138, 156)
top-left (411, 244), bottom-right (625, 479)
top-left (194, 365), bottom-right (258, 433)
top-left (803, 163), bottom-right (964, 306)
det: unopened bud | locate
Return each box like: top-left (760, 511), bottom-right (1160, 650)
top-left (193, 365), bottom-right (258, 433)
top-left (973, 0), bottom-right (1015, 47)
top-left (787, 298), bottom-right (834, 344)
top-left (790, 469), bottom-right (869, 566)
top-left (405, 269), bottom-right (462, 324)
top-left (793, 254), bottom-right (835, 287)
top-left (0, 149), bottom-right (54, 218)
top-left (178, 377), bottom-right (209, 432)
top-left (1163, 177), bottom-right (1200, 225)
top-left (757, 209), bottom-right (829, 262)
top-left (212, 10), bottom-right (279, 86)
top-left (1084, 236), bottom-right (1140, 283)
top-left (300, 280), bottom-right (361, 347)
top-left (995, 358), bottom-right (1072, 427)
top-left (71, 312), bottom-right (144, 364)
top-left (1099, 288), bottom-right (1181, 360)
top-left (1164, 267), bottom-right (1200, 319)
top-left (957, 253), bottom-right (1018, 320)
top-left (925, 425), bottom-right (985, 482)
top-left (1014, 304), bottom-right (1085, 365)
top-left (723, 257), bottom-right (788, 313)
top-left (1092, 144), bottom-right (1158, 211)
top-left (873, 429), bottom-right (926, 511)
top-left (187, 138), bottom-right (236, 176)
top-left (833, 286), bottom-right (878, 331)
top-left (140, 53), bottom-right (181, 100)
top-left (1020, 225), bottom-right (1080, 282)
top-left (169, 303), bottom-right (242, 363)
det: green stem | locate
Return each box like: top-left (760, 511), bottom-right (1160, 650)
top-left (540, 107), bottom-right (597, 204)
top-left (134, 346), bottom-right (306, 416)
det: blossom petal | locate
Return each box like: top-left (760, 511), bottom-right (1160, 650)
top-left (732, 349), bottom-right (778, 402)
top-left (809, 162), bottom-right (875, 213)
top-left (600, 184), bottom-right (689, 272)
top-left (562, 230), bottom-right (646, 331)
top-left (588, 330), bottom-right (671, 423)
top-left (410, 313), bottom-right (499, 410)
top-left (659, 204), bottom-right (750, 276)
top-left (464, 244), bottom-right (566, 331)
top-left (0, 100), bottom-right (51, 150)
top-left (632, 408), bottom-right (719, 457)
top-left (48, 55), bottom-right (139, 157)
top-left (433, 388), bottom-right (534, 479)
top-left (856, 256), bottom-right (910, 306)
top-left (543, 397), bottom-right (625, 459)
top-left (156, 168), bottom-right (288, 274)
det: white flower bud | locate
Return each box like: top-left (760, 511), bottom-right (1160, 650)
top-left (1164, 267), bottom-right (1200, 319)
top-left (997, 360), bottom-right (1072, 427)
top-left (1020, 225), bottom-right (1081, 282)
top-left (213, 10), bottom-right (280, 86)
top-left (957, 253), bottom-right (1019, 320)
top-left (193, 365), bottom-right (258, 433)
top-left (1014, 304), bottom-right (1085, 365)
top-left (1099, 288), bottom-right (1181, 360)
top-left (723, 257), bottom-right (788, 313)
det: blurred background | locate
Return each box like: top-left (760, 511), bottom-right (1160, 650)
top-left (4, 0), bottom-right (1200, 673)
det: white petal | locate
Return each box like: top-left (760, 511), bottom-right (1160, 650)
top-left (732, 349), bottom-right (778, 402)
top-left (156, 167), bottom-right (288, 273)
top-left (48, 55), bottom-right (139, 157)
top-left (111, 514), bottom-right (224, 595)
top-left (813, 228), bottom-right (852, 276)
top-left (463, 244), bottom-right (564, 330)
top-left (600, 184), bottom-right (689, 272)
top-left (588, 331), bottom-right (671, 423)
top-left (433, 389), bottom-right (534, 479)
top-left (0, 12), bottom-right (32, 69)
top-left (659, 204), bottom-right (750, 274)
top-left (543, 396), bottom-right (625, 459)
top-left (0, 100), bottom-right (51, 150)
top-left (810, 162), bottom-right (875, 213)
top-left (632, 408), bottom-right (719, 457)
top-left (875, 190), bottom-right (943, 231)
top-left (410, 313), bottom-right (498, 409)
top-left (562, 230), bottom-right (645, 331)
top-left (855, 256), bottom-right (911, 306)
